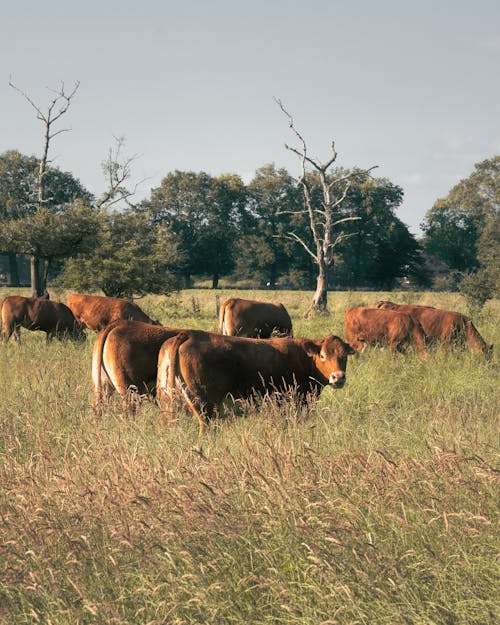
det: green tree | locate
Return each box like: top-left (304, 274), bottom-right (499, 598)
top-left (0, 200), bottom-right (101, 288)
top-left (196, 174), bottom-right (248, 288)
top-left (0, 150), bottom-right (94, 290)
top-left (459, 213), bottom-right (500, 314)
top-left (336, 177), bottom-right (430, 288)
top-left (422, 155), bottom-right (499, 273)
top-left (0, 150), bottom-right (38, 284)
top-left (477, 213), bottom-right (500, 294)
top-left (144, 171), bottom-right (248, 287)
top-left (235, 164), bottom-right (304, 287)
top-left (57, 210), bottom-right (182, 298)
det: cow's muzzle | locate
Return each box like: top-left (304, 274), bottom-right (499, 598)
top-left (329, 371), bottom-right (346, 388)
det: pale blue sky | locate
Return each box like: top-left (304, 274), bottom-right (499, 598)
top-left (1, 0), bottom-right (499, 233)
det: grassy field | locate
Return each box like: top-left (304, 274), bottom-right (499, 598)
top-left (0, 288), bottom-right (498, 624)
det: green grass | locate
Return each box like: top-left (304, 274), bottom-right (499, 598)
top-left (0, 288), bottom-right (498, 624)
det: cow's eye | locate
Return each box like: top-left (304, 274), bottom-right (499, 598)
top-left (320, 353), bottom-right (326, 361)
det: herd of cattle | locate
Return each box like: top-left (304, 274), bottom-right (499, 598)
top-left (0, 293), bottom-right (493, 436)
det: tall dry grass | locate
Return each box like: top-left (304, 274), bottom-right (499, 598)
top-left (0, 288), bottom-right (498, 624)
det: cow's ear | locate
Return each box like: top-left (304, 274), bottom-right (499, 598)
top-left (345, 342), bottom-right (356, 355)
top-left (303, 340), bottom-right (321, 357)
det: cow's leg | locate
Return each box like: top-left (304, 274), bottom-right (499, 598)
top-left (12, 324), bottom-right (21, 344)
top-left (1, 325), bottom-right (10, 343)
top-left (2, 321), bottom-right (20, 343)
top-left (395, 338), bottom-right (409, 354)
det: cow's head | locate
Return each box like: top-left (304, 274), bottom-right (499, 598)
top-left (304, 335), bottom-right (355, 388)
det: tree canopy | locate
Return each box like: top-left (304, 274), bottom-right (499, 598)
top-left (422, 155), bottom-right (499, 273)
top-left (143, 171), bottom-right (248, 287)
top-left (56, 210), bottom-right (182, 298)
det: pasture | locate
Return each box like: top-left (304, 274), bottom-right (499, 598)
top-left (0, 288), bottom-right (498, 625)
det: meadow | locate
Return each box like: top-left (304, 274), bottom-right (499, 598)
top-left (0, 288), bottom-right (498, 624)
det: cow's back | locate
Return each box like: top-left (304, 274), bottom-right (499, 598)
top-left (2, 296), bottom-right (81, 341)
top-left (220, 297), bottom-right (293, 338)
top-left (180, 334), bottom-right (309, 400)
top-left (344, 306), bottom-right (418, 352)
top-left (68, 294), bottom-right (155, 331)
top-left (1, 296), bottom-right (30, 333)
top-left (93, 320), bottom-right (184, 400)
top-left (28, 299), bottom-right (77, 332)
top-left (344, 306), bottom-right (411, 339)
top-left (377, 301), bottom-right (491, 355)
top-left (378, 303), bottom-right (463, 341)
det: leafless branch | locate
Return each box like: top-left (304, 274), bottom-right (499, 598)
top-left (282, 232), bottom-right (318, 262)
top-left (277, 98), bottom-right (340, 173)
top-left (9, 77), bottom-right (79, 124)
top-left (9, 77), bottom-right (80, 211)
top-left (275, 98), bottom-right (308, 156)
top-left (330, 231), bottom-right (359, 248)
top-left (275, 208), bottom-right (309, 216)
top-left (327, 165), bottom-right (378, 192)
top-left (331, 216), bottom-right (361, 228)
top-left (97, 136), bottom-right (148, 209)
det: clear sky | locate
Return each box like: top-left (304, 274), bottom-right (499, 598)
top-left (1, 0), bottom-right (499, 233)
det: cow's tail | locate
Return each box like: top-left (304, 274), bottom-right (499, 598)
top-left (219, 299), bottom-right (231, 334)
top-left (91, 319), bottom-right (124, 412)
top-left (162, 331), bottom-right (206, 438)
top-left (0, 297), bottom-right (11, 343)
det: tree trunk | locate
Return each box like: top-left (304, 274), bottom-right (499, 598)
top-left (308, 262), bottom-right (329, 315)
top-left (41, 258), bottom-right (51, 296)
top-left (30, 256), bottom-right (42, 297)
top-left (30, 256), bottom-right (48, 298)
top-left (212, 274), bottom-right (219, 289)
top-left (8, 252), bottom-right (20, 286)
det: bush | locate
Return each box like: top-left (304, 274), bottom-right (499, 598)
top-left (459, 269), bottom-right (494, 316)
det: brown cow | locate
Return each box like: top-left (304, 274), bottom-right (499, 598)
top-left (219, 297), bottom-right (293, 338)
top-left (376, 301), bottom-right (492, 356)
top-left (344, 306), bottom-right (426, 355)
top-left (1, 296), bottom-right (85, 344)
top-left (157, 331), bottom-right (355, 436)
top-left (91, 319), bottom-right (184, 410)
top-left (67, 293), bottom-right (159, 332)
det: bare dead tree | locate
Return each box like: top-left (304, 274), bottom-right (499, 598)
top-left (96, 136), bottom-right (148, 210)
top-left (9, 77), bottom-right (80, 297)
top-left (277, 99), bottom-right (377, 315)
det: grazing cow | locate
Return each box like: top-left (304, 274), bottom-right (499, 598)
top-left (91, 319), bottom-right (184, 410)
top-left (1, 296), bottom-right (85, 344)
top-left (67, 293), bottom-right (159, 332)
top-left (157, 331), bottom-right (355, 436)
top-left (376, 301), bottom-right (492, 356)
top-left (219, 297), bottom-right (293, 338)
top-left (344, 306), bottom-right (426, 355)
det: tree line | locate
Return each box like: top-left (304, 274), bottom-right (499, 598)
top-left (1, 151), bottom-right (433, 294)
top-left (0, 151), bottom-right (498, 301)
